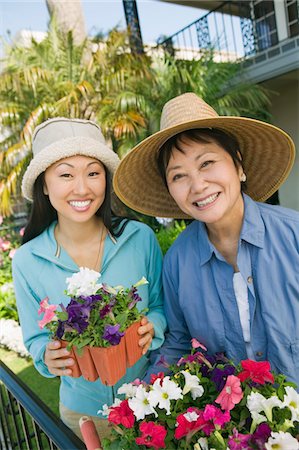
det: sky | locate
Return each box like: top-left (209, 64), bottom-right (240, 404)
top-left (0, 0), bottom-right (205, 45)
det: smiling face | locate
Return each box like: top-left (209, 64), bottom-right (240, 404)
top-left (165, 135), bottom-right (244, 229)
top-left (44, 155), bottom-right (106, 226)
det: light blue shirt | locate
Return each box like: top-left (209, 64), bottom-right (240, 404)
top-left (151, 194), bottom-right (299, 387)
top-left (13, 220), bottom-right (167, 415)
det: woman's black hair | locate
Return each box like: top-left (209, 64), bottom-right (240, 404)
top-left (22, 165), bottom-right (129, 244)
top-left (157, 128), bottom-right (245, 187)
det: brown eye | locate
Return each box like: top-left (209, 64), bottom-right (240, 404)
top-left (201, 160), bottom-right (213, 169)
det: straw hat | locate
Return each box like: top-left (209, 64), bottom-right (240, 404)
top-left (22, 117), bottom-right (120, 201)
top-left (113, 93), bottom-right (295, 218)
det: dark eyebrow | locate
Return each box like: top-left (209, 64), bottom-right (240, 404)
top-left (166, 151), bottom-right (215, 175)
top-left (55, 160), bottom-right (102, 169)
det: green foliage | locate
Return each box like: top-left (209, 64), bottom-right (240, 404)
top-left (155, 221), bottom-right (187, 255)
top-left (0, 348), bottom-right (60, 416)
top-left (0, 219), bottom-right (22, 320)
top-left (0, 23), bottom-right (272, 216)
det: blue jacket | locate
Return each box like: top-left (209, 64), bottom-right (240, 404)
top-left (12, 220), bottom-right (166, 415)
top-left (150, 195), bottom-right (299, 387)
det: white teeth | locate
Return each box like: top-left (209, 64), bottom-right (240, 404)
top-left (195, 193), bottom-right (218, 207)
top-left (70, 200), bottom-right (91, 208)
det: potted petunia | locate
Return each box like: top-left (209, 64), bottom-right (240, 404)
top-left (38, 267), bottom-right (148, 384)
top-left (100, 340), bottom-right (299, 449)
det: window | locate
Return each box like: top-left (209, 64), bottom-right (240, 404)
top-left (286, 0), bottom-right (299, 37)
top-left (253, 0), bottom-right (278, 50)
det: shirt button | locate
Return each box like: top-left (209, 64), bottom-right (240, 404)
top-left (247, 276), bottom-right (253, 284)
top-left (256, 351), bottom-right (263, 357)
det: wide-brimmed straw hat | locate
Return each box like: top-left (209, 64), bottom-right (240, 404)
top-left (113, 92), bottom-right (295, 218)
top-left (22, 117), bottom-right (120, 201)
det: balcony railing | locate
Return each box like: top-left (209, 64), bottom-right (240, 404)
top-left (0, 361), bottom-right (85, 450)
top-left (156, 0), bottom-right (299, 63)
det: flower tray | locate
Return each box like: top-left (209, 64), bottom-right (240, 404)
top-left (124, 321), bottom-right (143, 367)
top-left (61, 321), bottom-right (143, 385)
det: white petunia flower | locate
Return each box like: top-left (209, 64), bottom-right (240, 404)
top-left (66, 267), bottom-right (102, 296)
top-left (0, 282), bottom-right (14, 293)
top-left (184, 411), bottom-right (200, 422)
top-left (282, 386), bottom-right (299, 422)
top-left (148, 376), bottom-right (183, 415)
top-left (128, 385), bottom-right (157, 420)
top-left (0, 319), bottom-right (30, 357)
top-left (247, 391), bottom-right (283, 423)
top-left (97, 398), bottom-right (122, 417)
top-left (265, 431), bottom-right (299, 450)
top-left (247, 392), bottom-right (268, 424)
top-left (261, 396), bottom-right (283, 422)
top-left (133, 276), bottom-right (149, 287)
top-left (181, 370), bottom-right (204, 400)
top-left (195, 438), bottom-right (209, 450)
top-left (117, 383), bottom-right (138, 398)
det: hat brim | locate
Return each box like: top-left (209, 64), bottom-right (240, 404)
top-left (22, 136), bottom-right (120, 201)
top-left (113, 117), bottom-right (295, 218)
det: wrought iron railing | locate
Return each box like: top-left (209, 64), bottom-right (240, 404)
top-left (0, 361), bottom-right (85, 450)
top-left (157, 0), bottom-right (299, 62)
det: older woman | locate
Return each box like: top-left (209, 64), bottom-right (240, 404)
top-left (113, 92), bottom-right (299, 387)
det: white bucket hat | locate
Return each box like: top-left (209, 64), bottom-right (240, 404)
top-left (22, 117), bottom-right (120, 201)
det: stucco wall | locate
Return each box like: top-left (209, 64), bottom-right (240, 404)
top-left (264, 76), bottom-right (299, 211)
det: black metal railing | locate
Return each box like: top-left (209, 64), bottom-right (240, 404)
top-left (156, 0), bottom-right (299, 62)
top-left (0, 361), bottom-right (85, 450)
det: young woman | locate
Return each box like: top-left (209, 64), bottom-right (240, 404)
top-left (12, 117), bottom-right (166, 438)
top-left (113, 92), bottom-right (299, 387)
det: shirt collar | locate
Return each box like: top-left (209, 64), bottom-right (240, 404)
top-left (197, 193), bottom-right (265, 266)
top-left (240, 194), bottom-right (265, 248)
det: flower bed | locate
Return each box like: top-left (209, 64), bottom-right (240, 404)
top-left (101, 340), bottom-right (299, 449)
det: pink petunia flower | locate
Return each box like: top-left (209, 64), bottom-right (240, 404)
top-left (38, 297), bottom-right (51, 315)
top-left (136, 421), bottom-right (167, 449)
top-left (203, 404), bottom-right (231, 429)
top-left (215, 375), bottom-right (243, 411)
top-left (0, 238), bottom-right (10, 251)
top-left (237, 360), bottom-right (274, 385)
top-left (108, 399), bottom-right (135, 428)
top-left (38, 308), bottom-right (57, 329)
top-left (19, 227), bottom-right (25, 236)
top-left (228, 428), bottom-right (251, 450)
top-left (37, 297), bottom-right (58, 329)
top-left (191, 338), bottom-right (207, 351)
top-left (9, 248), bottom-right (17, 259)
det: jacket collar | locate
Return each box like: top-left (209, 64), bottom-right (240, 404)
top-left (198, 194), bottom-right (265, 266)
top-left (30, 220), bottom-right (138, 273)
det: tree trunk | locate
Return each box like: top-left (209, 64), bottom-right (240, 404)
top-left (46, 0), bottom-right (86, 45)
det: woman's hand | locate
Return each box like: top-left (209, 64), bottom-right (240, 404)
top-left (44, 340), bottom-right (74, 376)
top-left (138, 316), bottom-right (155, 355)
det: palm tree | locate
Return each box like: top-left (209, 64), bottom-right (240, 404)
top-left (0, 26), bottom-right (271, 216)
top-left (46, 0), bottom-right (86, 45)
top-left (0, 26), bottom-right (153, 215)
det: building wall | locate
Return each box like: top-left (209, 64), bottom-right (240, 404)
top-left (263, 74), bottom-right (299, 211)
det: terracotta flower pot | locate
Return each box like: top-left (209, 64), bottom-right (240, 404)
top-left (89, 338), bottom-right (127, 386)
top-left (75, 346), bottom-right (98, 382)
top-left (59, 340), bottom-right (82, 378)
top-left (125, 321), bottom-right (143, 367)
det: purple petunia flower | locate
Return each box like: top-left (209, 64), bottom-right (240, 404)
top-left (211, 365), bottom-right (236, 391)
top-left (250, 423), bottom-right (271, 449)
top-left (102, 323), bottom-right (125, 346)
top-left (128, 287), bottom-right (142, 309)
top-left (99, 299), bottom-right (116, 319)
